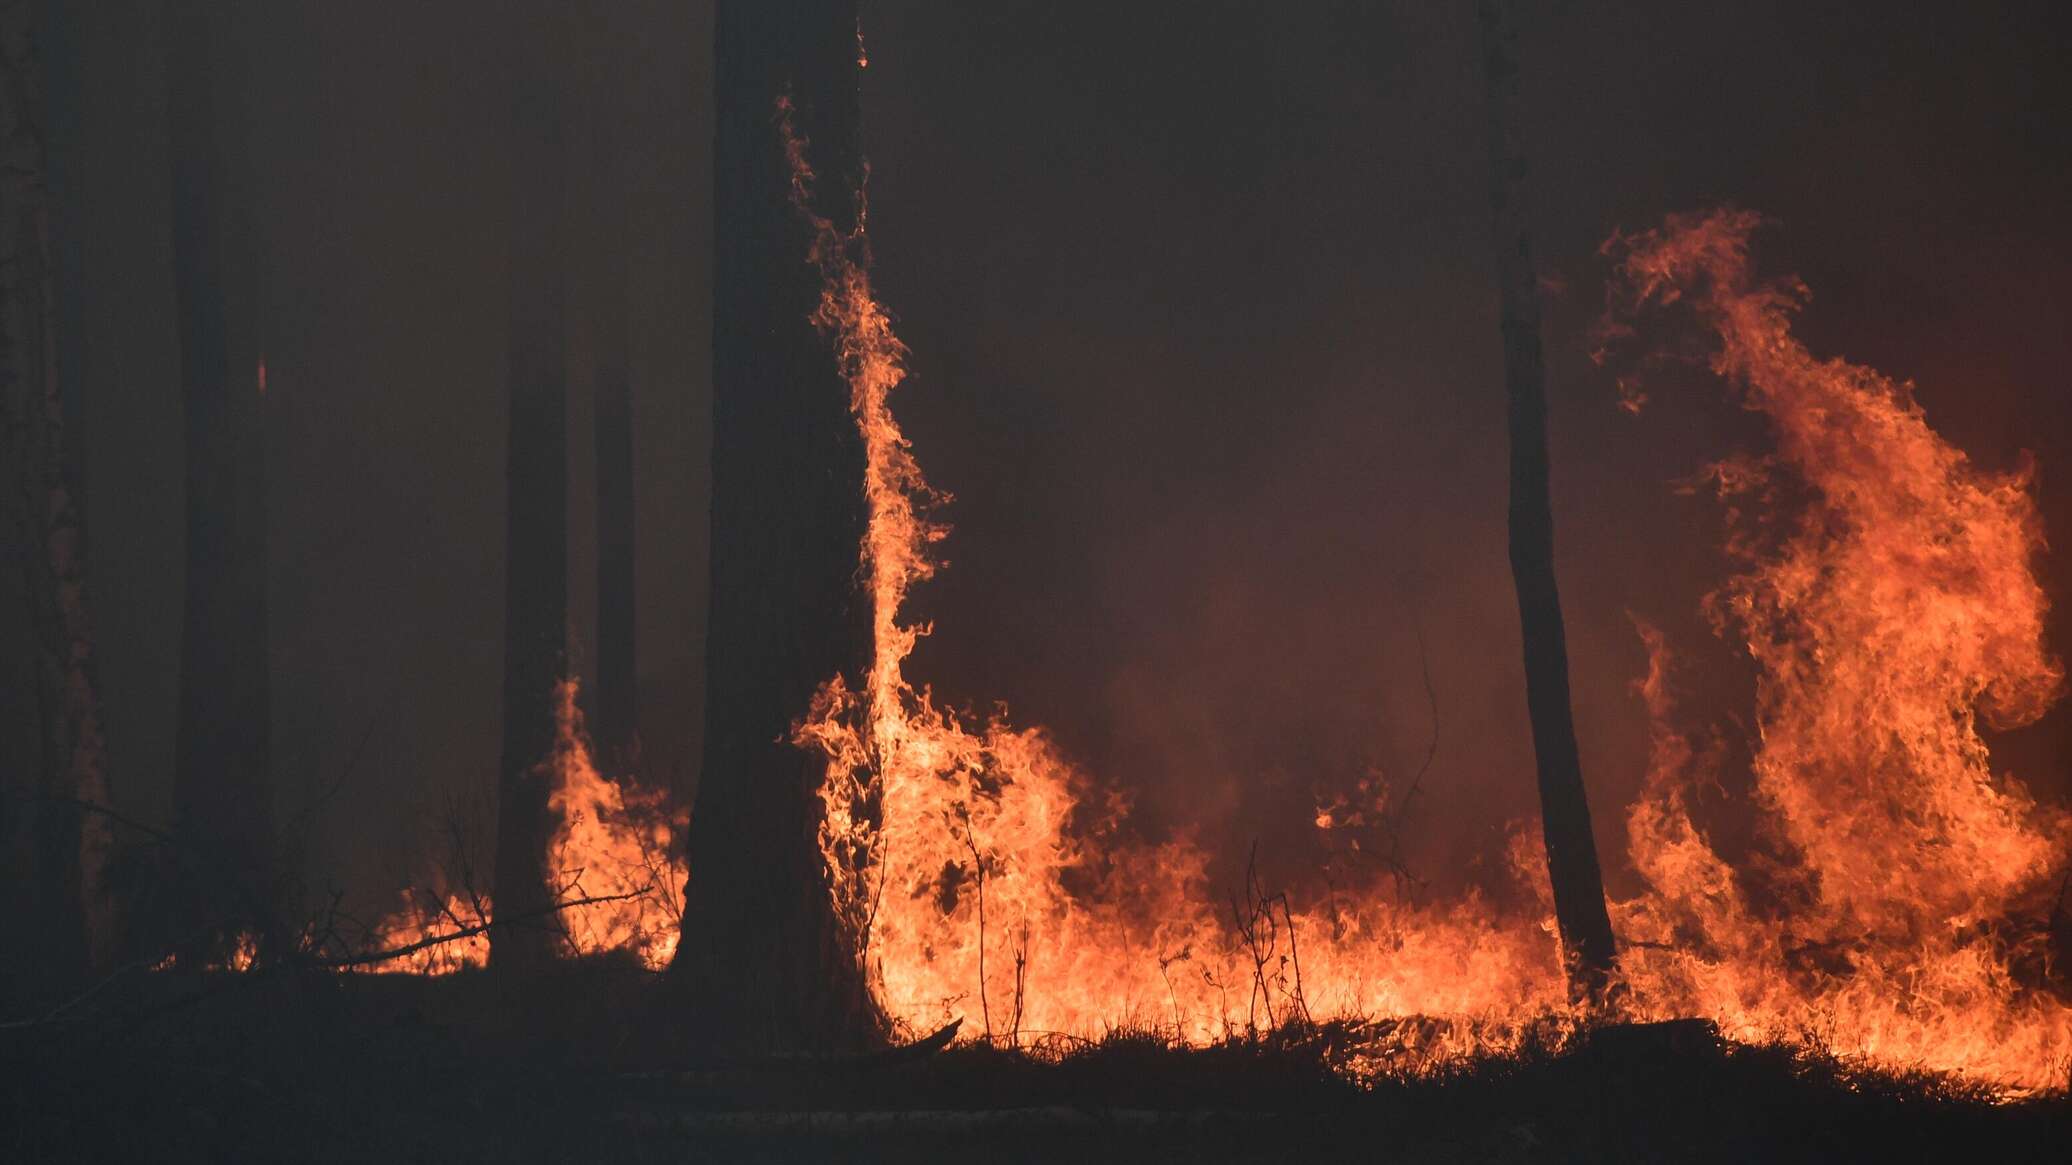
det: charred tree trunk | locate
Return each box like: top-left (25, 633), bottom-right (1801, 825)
top-left (489, 11), bottom-right (568, 973)
top-left (37, 0), bottom-right (81, 549)
top-left (591, 108), bottom-right (640, 786)
top-left (593, 310), bottom-right (639, 783)
top-left (1479, 0), bottom-right (1618, 1001)
top-left (668, 0), bottom-right (879, 1052)
top-left (168, 0), bottom-right (273, 950)
top-left (0, 0), bottom-right (117, 988)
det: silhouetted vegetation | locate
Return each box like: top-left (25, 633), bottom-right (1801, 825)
top-left (6, 961), bottom-right (2064, 1162)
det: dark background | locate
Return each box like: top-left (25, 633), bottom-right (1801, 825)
top-left (6, 1), bottom-right (2068, 908)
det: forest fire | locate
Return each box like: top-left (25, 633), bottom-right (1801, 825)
top-left (13, 5), bottom-right (2072, 1159)
top-left (784, 99), bottom-right (1554, 1060)
top-left (362, 679), bottom-right (684, 975)
top-left (1606, 209), bottom-right (2072, 1091)
top-left (789, 111), bottom-right (2072, 1089)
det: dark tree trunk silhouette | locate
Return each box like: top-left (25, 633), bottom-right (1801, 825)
top-left (38, 0), bottom-right (83, 553)
top-left (591, 100), bottom-right (640, 786)
top-left (1479, 0), bottom-right (1618, 1001)
top-left (0, 0), bottom-right (117, 988)
top-left (489, 9), bottom-right (568, 972)
top-left (168, 0), bottom-right (273, 943)
top-left (668, 0), bottom-right (880, 1052)
top-left (593, 318), bottom-right (639, 783)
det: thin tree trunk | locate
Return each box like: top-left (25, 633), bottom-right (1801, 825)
top-left (668, 0), bottom-right (879, 1053)
top-left (593, 322), bottom-right (639, 783)
top-left (0, 0), bottom-right (117, 986)
top-left (38, 0), bottom-right (83, 552)
top-left (1479, 0), bottom-right (1618, 1002)
top-left (591, 93), bottom-right (640, 786)
top-left (489, 8), bottom-right (569, 973)
top-left (169, 0), bottom-right (273, 944)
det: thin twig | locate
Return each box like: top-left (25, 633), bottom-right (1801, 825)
top-left (1274, 891), bottom-right (1313, 1027)
top-left (957, 807), bottom-right (991, 1042)
top-left (305, 886), bottom-right (654, 969)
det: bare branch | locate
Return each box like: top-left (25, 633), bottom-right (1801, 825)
top-left (310, 886), bottom-right (656, 970)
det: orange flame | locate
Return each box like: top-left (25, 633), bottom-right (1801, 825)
top-left (543, 678), bottom-right (685, 968)
top-left (364, 677), bottom-right (684, 974)
top-left (788, 99), bottom-right (1566, 1063)
top-left (790, 131), bottom-right (2072, 1087)
top-left (1605, 209), bottom-right (2072, 1091)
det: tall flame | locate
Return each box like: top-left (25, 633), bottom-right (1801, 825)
top-left (1606, 209), bottom-right (2072, 1090)
top-left (542, 679), bottom-right (685, 967)
top-left (788, 100), bottom-right (1566, 1061)
top-left (790, 114), bottom-right (2072, 1088)
top-left (365, 678), bottom-right (684, 974)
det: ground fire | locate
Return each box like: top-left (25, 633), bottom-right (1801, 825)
top-left (791, 131), bottom-right (2071, 1087)
top-left (7, 4), bottom-right (2070, 1160)
top-left (360, 679), bottom-right (685, 975)
top-left (229, 108), bottom-right (2072, 1103)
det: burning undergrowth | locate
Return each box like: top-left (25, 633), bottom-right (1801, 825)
top-left (786, 100), bottom-right (1564, 1068)
top-left (360, 678), bottom-right (686, 975)
top-left (785, 82), bottom-right (2072, 1094)
top-left (1603, 208), bottom-right (2072, 1089)
top-left (206, 131), bottom-right (2070, 1101)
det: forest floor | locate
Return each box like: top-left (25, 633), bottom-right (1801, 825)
top-left (5, 956), bottom-right (2067, 1163)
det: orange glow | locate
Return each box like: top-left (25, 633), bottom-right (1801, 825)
top-left (787, 102), bottom-right (2070, 1090)
top-left (542, 678), bottom-right (685, 967)
top-left (363, 677), bottom-right (685, 974)
top-left (787, 99), bottom-right (1567, 1066)
top-left (1605, 209), bottom-right (2072, 1092)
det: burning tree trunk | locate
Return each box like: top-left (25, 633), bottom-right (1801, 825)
top-left (489, 10), bottom-right (569, 973)
top-left (667, 0), bottom-right (879, 1051)
top-left (1478, 0), bottom-right (1618, 1001)
top-left (0, 0), bottom-right (117, 986)
top-left (169, 0), bottom-right (274, 941)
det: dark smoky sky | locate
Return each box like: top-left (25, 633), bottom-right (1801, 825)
top-left (10, 1), bottom-right (2070, 906)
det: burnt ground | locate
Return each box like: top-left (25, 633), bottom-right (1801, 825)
top-left (4, 957), bottom-right (2066, 1163)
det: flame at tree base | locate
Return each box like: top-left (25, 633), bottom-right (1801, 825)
top-left (1605, 209), bottom-right (2072, 1090)
top-left (363, 678), bottom-right (685, 975)
top-left (792, 98), bottom-right (2072, 1095)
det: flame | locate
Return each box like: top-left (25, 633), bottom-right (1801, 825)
top-left (788, 110), bottom-right (2071, 1090)
top-left (363, 677), bottom-right (685, 974)
top-left (542, 678), bottom-right (685, 967)
top-left (788, 99), bottom-right (1567, 1064)
top-left (1604, 209), bottom-right (2072, 1091)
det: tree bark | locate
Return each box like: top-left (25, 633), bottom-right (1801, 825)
top-left (0, 0), bottom-right (117, 988)
top-left (591, 86), bottom-right (640, 786)
top-left (37, 0), bottom-right (82, 551)
top-left (668, 0), bottom-right (879, 1053)
top-left (1478, 0), bottom-right (1618, 1002)
top-left (168, 0), bottom-right (273, 942)
top-left (593, 325), bottom-right (639, 783)
top-left (489, 8), bottom-right (569, 973)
